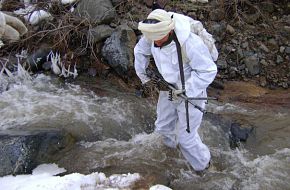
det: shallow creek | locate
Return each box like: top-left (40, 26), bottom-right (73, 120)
top-left (0, 74), bottom-right (289, 189)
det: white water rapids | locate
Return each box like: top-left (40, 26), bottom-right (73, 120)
top-left (0, 68), bottom-right (290, 189)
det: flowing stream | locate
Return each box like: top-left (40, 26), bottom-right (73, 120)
top-left (1, 72), bottom-right (290, 190)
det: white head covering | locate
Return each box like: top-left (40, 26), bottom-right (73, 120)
top-left (138, 9), bottom-right (175, 41)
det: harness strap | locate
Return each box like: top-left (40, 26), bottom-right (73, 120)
top-left (172, 30), bottom-right (191, 133)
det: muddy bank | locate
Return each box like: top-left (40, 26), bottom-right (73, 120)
top-left (210, 80), bottom-right (290, 110)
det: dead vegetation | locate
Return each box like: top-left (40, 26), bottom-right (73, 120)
top-left (1, 1), bottom-right (101, 70)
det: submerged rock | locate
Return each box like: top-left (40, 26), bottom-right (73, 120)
top-left (229, 122), bottom-right (254, 149)
top-left (0, 128), bottom-right (75, 176)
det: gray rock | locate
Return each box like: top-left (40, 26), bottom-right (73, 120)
top-left (216, 59), bottom-right (228, 70)
top-left (280, 46), bottom-right (285, 53)
top-left (226, 24), bottom-right (235, 34)
top-left (260, 59), bottom-right (268, 66)
top-left (281, 26), bottom-right (290, 38)
top-left (209, 22), bottom-right (226, 37)
top-left (268, 38), bottom-right (278, 50)
top-left (243, 51), bottom-right (255, 57)
top-left (229, 67), bottom-right (238, 78)
top-left (230, 122), bottom-right (253, 149)
top-left (276, 55), bottom-right (284, 64)
top-left (238, 64), bottom-right (246, 71)
top-left (101, 24), bottom-right (136, 78)
top-left (242, 42), bottom-right (249, 49)
top-left (259, 43), bottom-right (270, 53)
top-left (285, 47), bottom-right (290, 54)
top-left (89, 25), bottom-right (114, 43)
top-left (244, 54), bottom-right (260, 75)
top-left (0, 129), bottom-right (75, 176)
top-left (76, 0), bottom-right (116, 24)
top-left (237, 48), bottom-right (244, 59)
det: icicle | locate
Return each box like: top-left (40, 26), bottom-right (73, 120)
top-left (50, 51), bottom-right (61, 75)
top-left (17, 62), bottom-right (31, 81)
top-left (73, 64), bottom-right (78, 79)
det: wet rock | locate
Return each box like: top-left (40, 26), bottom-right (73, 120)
top-left (0, 129), bottom-right (75, 176)
top-left (229, 122), bottom-right (254, 149)
top-left (75, 0), bottom-right (116, 24)
top-left (101, 24), bottom-right (136, 78)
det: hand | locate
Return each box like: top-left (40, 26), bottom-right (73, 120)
top-left (172, 89), bottom-right (185, 100)
top-left (141, 80), bottom-right (155, 97)
top-left (154, 78), bottom-right (169, 91)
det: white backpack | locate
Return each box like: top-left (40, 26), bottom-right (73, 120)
top-left (181, 17), bottom-right (219, 63)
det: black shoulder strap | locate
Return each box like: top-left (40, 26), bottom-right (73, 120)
top-left (172, 30), bottom-right (191, 133)
top-left (172, 31), bottom-right (185, 92)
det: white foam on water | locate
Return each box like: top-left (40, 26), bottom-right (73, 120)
top-left (238, 148), bottom-right (290, 189)
top-left (206, 102), bottom-right (256, 115)
top-left (79, 132), bottom-right (164, 159)
top-left (0, 73), bottom-right (135, 133)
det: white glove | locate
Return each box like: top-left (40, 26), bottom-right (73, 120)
top-left (172, 89), bottom-right (185, 100)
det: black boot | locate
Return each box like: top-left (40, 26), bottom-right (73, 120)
top-left (195, 161), bottom-right (211, 177)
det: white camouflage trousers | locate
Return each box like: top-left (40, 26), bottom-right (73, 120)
top-left (155, 91), bottom-right (210, 171)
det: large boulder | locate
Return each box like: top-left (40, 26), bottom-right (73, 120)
top-left (75, 0), bottom-right (116, 24)
top-left (101, 24), bottom-right (136, 78)
top-left (0, 128), bottom-right (75, 176)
